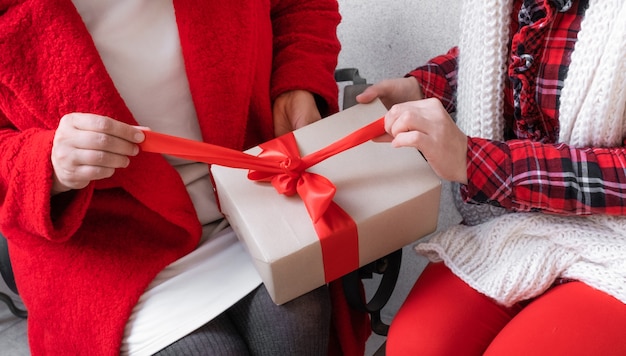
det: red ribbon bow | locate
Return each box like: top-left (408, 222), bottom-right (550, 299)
top-left (139, 118), bottom-right (386, 282)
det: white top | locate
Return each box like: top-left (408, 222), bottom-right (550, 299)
top-left (70, 1), bottom-right (262, 354)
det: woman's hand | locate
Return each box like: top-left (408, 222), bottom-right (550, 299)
top-left (382, 98), bottom-right (468, 184)
top-left (273, 90), bottom-right (322, 137)
top-left (51, 113), bottom-right (146, 195)
top-left (356, 76), bottom-right (423, 109)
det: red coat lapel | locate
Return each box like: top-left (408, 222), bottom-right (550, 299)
top-left (0, 0), bottom-right (199, 236)
top-left (173, 0), bottom-right (266, 150)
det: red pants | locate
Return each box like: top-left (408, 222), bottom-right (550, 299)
top-left (387, 262), bottom-right (626, 355)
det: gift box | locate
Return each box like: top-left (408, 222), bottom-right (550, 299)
top-left (210, 99), bottom-right (441, 304)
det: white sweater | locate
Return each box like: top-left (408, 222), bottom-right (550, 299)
top-left (416, 0), bottom-right (626, 306)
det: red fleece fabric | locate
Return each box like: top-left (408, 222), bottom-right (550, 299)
top-left (0, 0), bottom-right (367, 355)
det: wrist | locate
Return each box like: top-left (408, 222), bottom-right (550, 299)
top-left (406, 76), bottom-right (424, 101)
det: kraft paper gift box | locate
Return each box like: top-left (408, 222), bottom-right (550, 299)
top-left (210, 99), bottom-right (441, 305)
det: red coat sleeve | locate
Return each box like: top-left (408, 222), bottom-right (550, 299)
top-left (0, 103), bottom-right (91, 244)
top-left (270, 0), bottom-right (342, 116)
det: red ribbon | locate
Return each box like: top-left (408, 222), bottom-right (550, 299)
top-left (139, 118), bottom-right (386, 282)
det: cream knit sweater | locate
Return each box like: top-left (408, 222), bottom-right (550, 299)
top-left (416, 0), bottom-right (626, 306)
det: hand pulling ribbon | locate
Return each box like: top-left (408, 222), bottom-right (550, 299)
top-left (139, 118), bottom-right (386, 282)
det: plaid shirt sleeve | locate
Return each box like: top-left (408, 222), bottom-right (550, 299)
top-left (462, 137), bottom-right (626, 215)
top-left (406, 47), bottom-right (458, 113)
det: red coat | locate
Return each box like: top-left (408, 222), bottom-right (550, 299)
top-left (0, 0), bottom-right (368, 355)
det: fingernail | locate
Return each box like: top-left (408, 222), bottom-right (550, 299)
top-left (134, 131), bottom-right (145, 142)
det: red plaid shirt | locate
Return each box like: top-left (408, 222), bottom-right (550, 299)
top-left (408, 0), bottom-right (626, 216)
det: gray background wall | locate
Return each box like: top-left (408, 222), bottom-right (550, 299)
top-left (335, 1), bottom-right (463, 352)
top-left (337, 1), bottom-right (462, 83)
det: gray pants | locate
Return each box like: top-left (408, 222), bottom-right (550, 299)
top-left (154, 284), bottom-right (331, 356)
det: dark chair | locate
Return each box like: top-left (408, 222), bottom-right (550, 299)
top-left (0, 232), bottom-right (26, 318)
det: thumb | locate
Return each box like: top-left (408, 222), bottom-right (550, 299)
top-left (356, 86), bottom-right (379, 104)
top-left (371, 132), bottom-right (393, 143)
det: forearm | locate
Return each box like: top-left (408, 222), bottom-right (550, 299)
top-left (463, 137), bottom-right (626, 215)
top-left (406, 46), bottom-right (459, 113)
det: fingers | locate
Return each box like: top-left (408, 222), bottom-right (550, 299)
top-left (381, 98), bottom-right (468, 183)
top-left (389, 130), bottom-right (425, 148)
top-left (384, 99), bottom-right (436, 139)
top-left (371, 132), bottom-right (394, 143)
top-left (52, 162), bottom-right (117, 193)
top-left (55, 142), bottom-right (133, 171)
top-left (273, 90), bottom-right (321, 137)
top-left (355, 85), bottom-right (379, 104)
top-left (55, 113), bottom-right (143, 162)
top-left (79, 130), bottom-right (139, 157)
top-left (51, 113), bottom-right (146, 193)
top-left (356, 77), bottom-right (423, 109)
top-left (66, 113), bottom-right (145, 144)
top-left (356, 81), bottom-right (396, 108)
